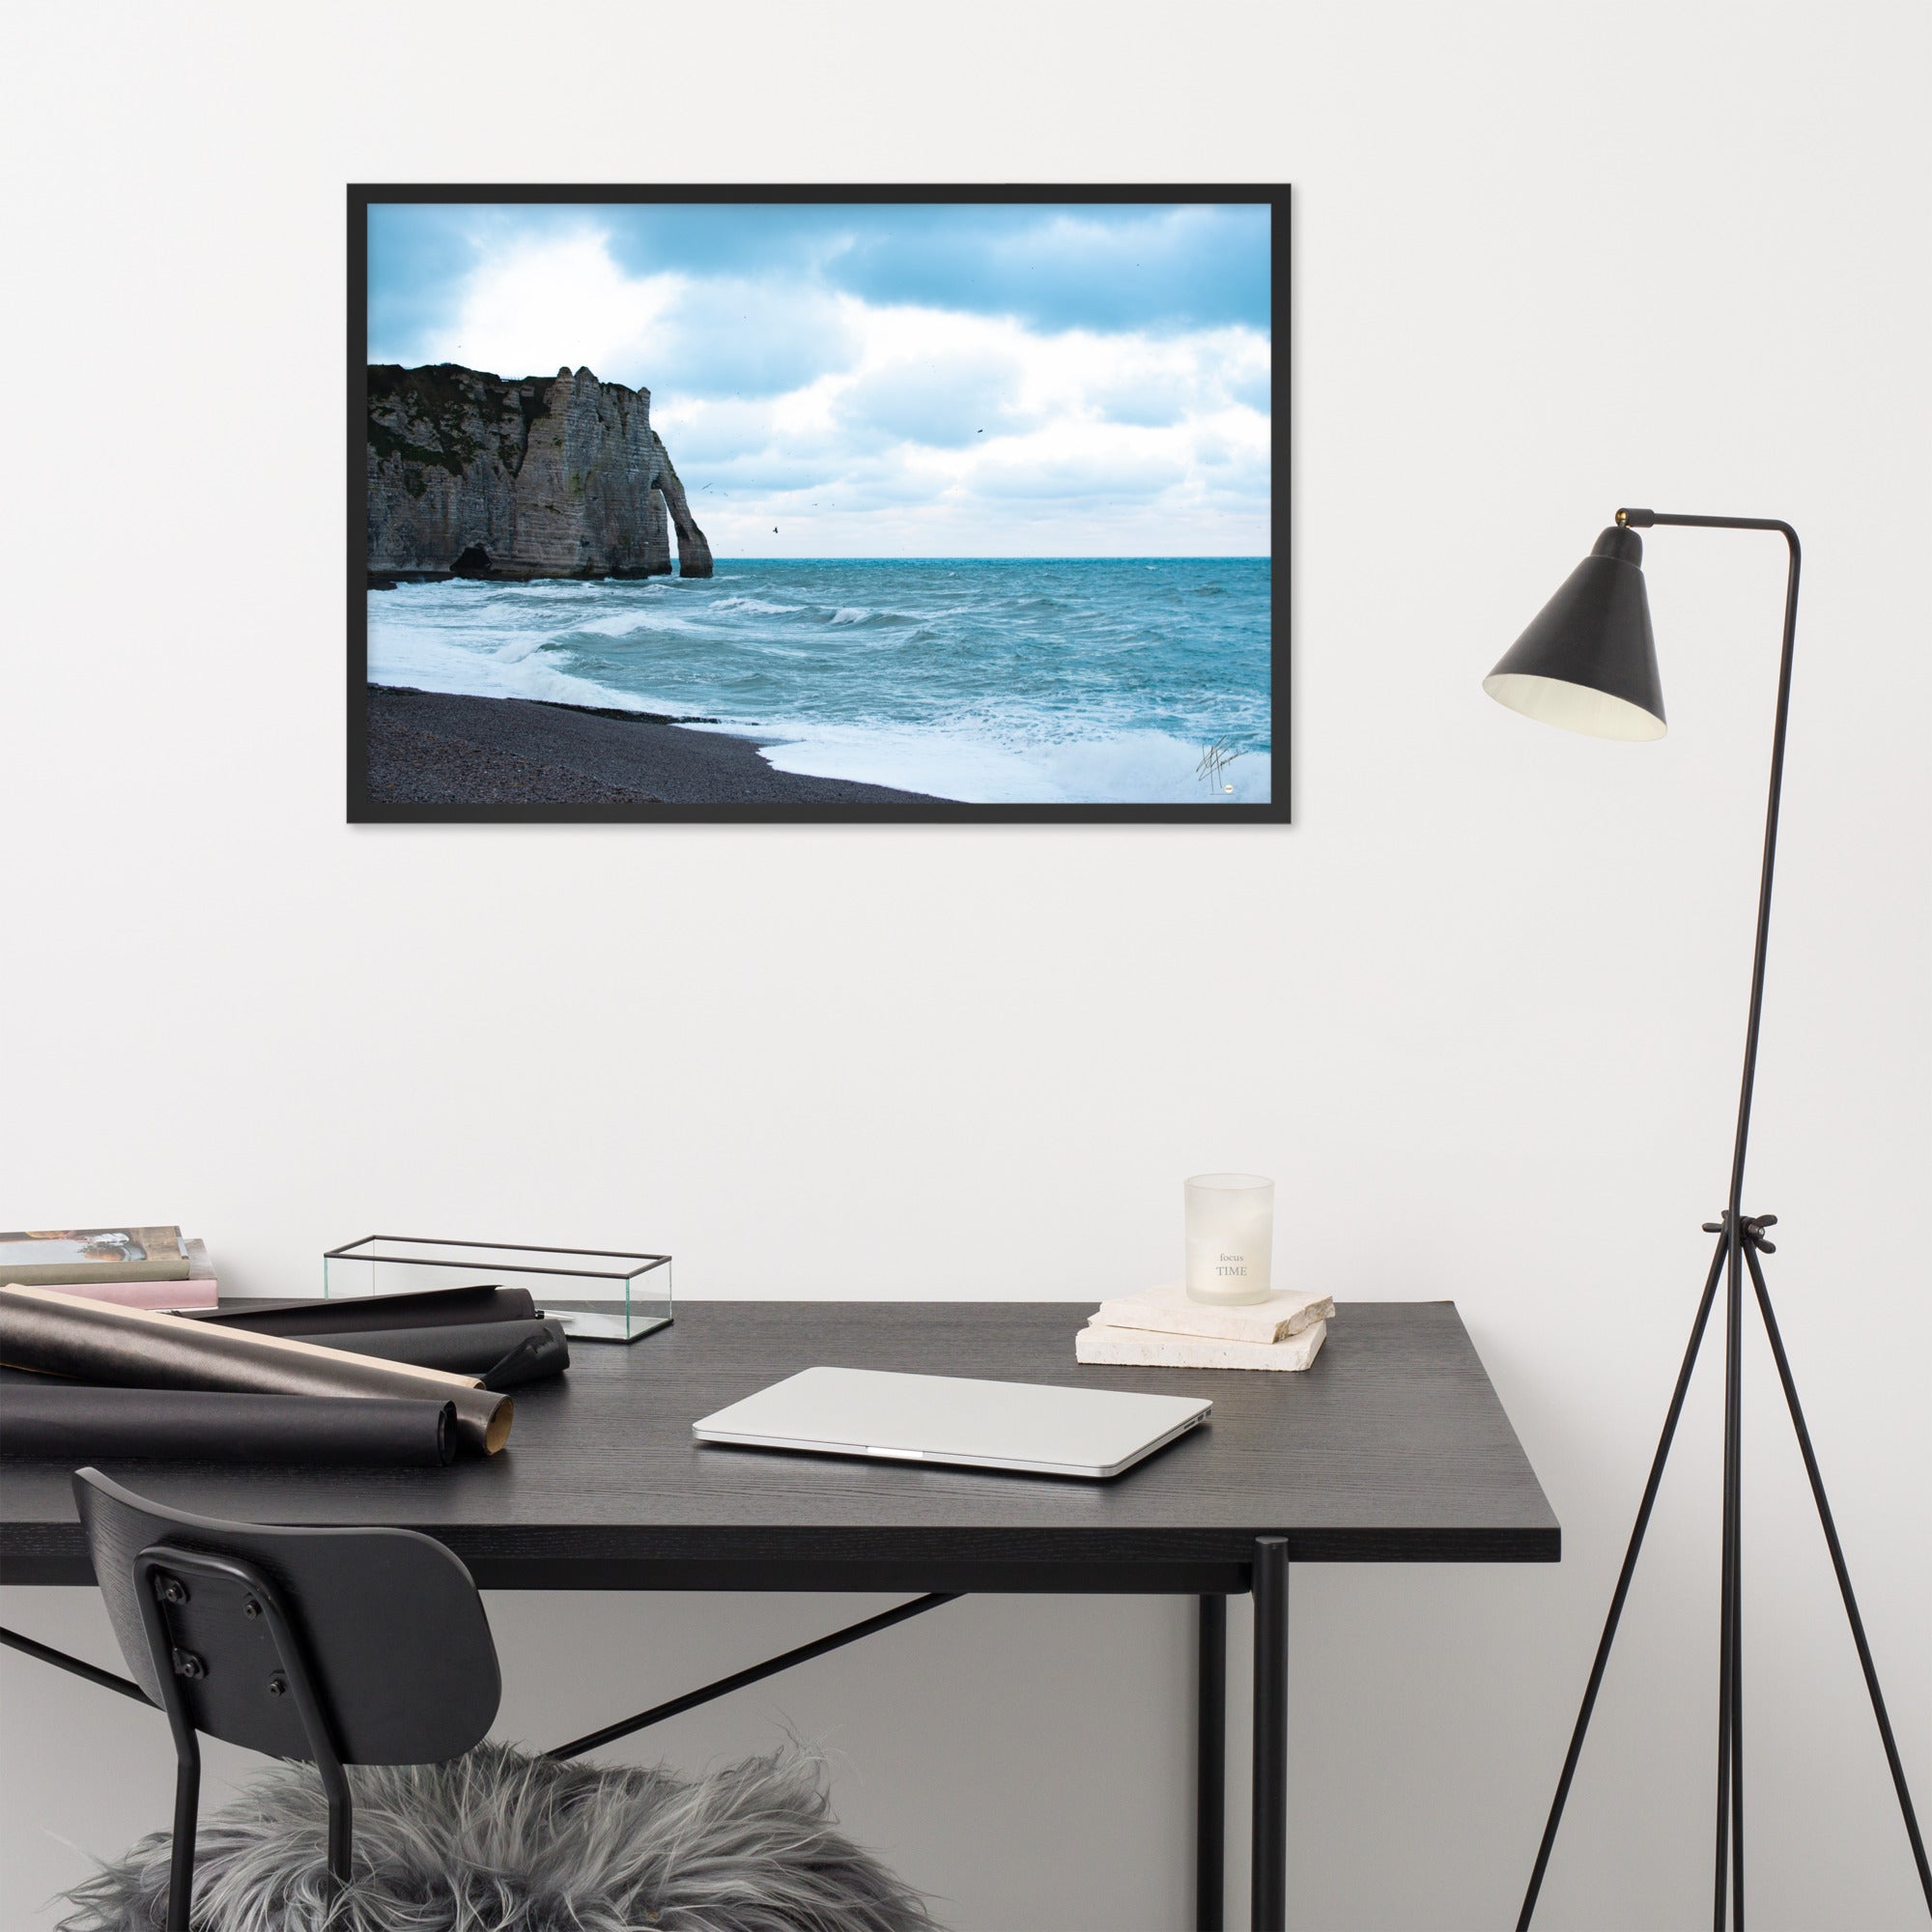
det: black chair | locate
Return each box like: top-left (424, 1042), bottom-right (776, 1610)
top-left (69, 1468), bottom-right (933, 1932)
top-left (73, 1466), bottom-right (501, 1932)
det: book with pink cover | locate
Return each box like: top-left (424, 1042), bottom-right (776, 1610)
top-left (52, 1277), bottom-right (219, 1312)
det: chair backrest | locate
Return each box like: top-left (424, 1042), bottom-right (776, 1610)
top-left (74, 1468), bottom-right (500, 1766)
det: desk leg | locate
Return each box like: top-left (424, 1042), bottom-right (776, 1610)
top-left (1197, 1594), bottom-right (1227, 1931)
top-left (1252, 1537), bottom-right (1290, 1932)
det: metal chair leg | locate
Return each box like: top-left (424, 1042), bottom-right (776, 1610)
top-left (166, 1742), bottom-right (199, 1932)
top-left (325, 1777), bottom-right (354, 1890)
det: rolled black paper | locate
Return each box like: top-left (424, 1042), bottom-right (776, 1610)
top-left (0, 1385), bottom-right (456, 1466)
top-left (0, 1286), bottom-right (513, 1456)
top-left (186, 1284), bottom-right (538, 1335)
top-left (306, 1318), bottom-right (568, 1385)
top-left (481, 1335), bottom-right (551, 1392)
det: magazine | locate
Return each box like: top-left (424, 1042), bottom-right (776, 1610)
top-left (0, 1227), bottom-right (190, 1285)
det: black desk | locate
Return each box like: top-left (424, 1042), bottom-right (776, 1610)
top-left (0, 1300), bottom-right (1558, 1929)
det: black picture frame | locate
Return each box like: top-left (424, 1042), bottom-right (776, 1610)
top-left (348, 184), bottom-right (1289, 825)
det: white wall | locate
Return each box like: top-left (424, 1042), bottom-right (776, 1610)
top-left (3, 3), bottom-right (1927, 1925)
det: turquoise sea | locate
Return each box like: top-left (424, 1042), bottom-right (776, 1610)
top-left (367, 556), bottom-right (1272, 805)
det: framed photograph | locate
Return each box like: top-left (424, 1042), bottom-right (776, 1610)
top-left (349, 185), bottom-right (1287, 823)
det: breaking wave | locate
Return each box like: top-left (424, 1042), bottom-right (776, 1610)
top-left (367, 556), bottom-right (1271, 805)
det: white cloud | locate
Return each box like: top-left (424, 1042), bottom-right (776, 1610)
top-left (420, 229), bottom-right (1271, 555)
top-left (429, 229), bottom-right (683, 384)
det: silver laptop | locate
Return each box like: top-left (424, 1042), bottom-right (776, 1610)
top-left (692, 1366), bottom-right (1211, 1480)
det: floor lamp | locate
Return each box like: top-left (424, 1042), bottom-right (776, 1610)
top-left (1483, 510), bottom-right (1931, 1930)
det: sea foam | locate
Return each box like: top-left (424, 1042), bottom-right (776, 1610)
top-left (366, 557), bottom-right (1271, 804)
top-left (756, 722), bottom-right (1273, 806)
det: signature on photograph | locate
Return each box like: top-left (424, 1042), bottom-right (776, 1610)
top-left (1196, 737), bottom-right (1245, 795)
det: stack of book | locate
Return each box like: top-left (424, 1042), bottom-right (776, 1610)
top-left (0, 1226), bottom-right (216, 1310)
top-left (1075, 1279), bottom-right (1333, 1371)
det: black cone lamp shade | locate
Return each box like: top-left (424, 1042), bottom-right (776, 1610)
top-left (1485, 525), bottom-right (1667, 741)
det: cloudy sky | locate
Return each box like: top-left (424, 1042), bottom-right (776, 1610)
top-left (367, 202), bottom-right (1272, 557)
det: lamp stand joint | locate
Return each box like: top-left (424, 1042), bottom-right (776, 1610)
top-left (1700, 1209), bottom-right (1778, 1255)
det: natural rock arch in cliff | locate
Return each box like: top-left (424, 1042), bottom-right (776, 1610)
top-left (646, 486), bottom-right (709, 579)
top-left (651, 450), bottom-right (714, 580)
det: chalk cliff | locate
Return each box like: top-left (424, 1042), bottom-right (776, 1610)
top-left (366, 363), bottom-right (713, 582)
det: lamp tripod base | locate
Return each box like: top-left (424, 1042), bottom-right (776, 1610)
top-left (1519, 1213), bottom-right (1931, 1929)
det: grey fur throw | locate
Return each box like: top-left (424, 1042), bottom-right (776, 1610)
top-left (58, 1741), bottom-right (937, 1931)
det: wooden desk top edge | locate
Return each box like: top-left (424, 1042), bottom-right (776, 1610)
top-left (0, 1299), bottom-right (1559, 1589)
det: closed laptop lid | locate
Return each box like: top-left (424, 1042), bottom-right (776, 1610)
top-left (693, 1366), bottom-right (1210, 1478)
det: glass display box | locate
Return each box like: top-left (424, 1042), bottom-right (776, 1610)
top-left (323, 1237), bottom-right (671, 1343)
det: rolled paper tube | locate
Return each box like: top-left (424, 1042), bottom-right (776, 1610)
top-left (0, 1285), bottom-right (513, 1456)
top-left (306, 1319), bottom-right (568, 1384)
top-left (186, 1283), bottom-right (538, 1335)
top-left (479, 1334), bottom-right (552, 1392)
top-left (0, 1385), bottom-right (457, 1467)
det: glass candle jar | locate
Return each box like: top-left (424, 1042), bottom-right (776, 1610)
top-left (1184, 1173), bottom-right (1275, 1305)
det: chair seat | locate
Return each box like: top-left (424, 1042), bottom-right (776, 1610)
top-left (60, 1741), bottom-right (935, 1932)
